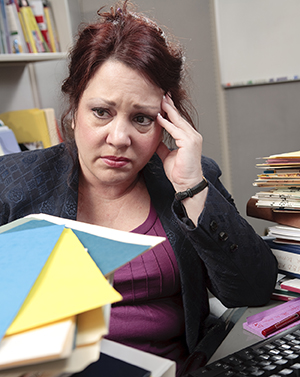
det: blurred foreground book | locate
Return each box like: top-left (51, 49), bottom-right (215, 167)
top-left (0, 214), bottom-right (165, 376)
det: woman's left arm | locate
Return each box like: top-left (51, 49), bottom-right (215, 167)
top-left (156, 94), bottom-right (278, 308)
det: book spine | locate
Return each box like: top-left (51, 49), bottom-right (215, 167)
top-left (19, 4), bottom-right (37, 52)
top-left (28, 0), bottom-right (50, 50)
top-left (6, 1), bottom-right (27, 53)
top-left (43, 0), bottom-right (59, 52)
top-left (23, 4), bottom-right (49, 52)
top-left (0, 0), bottom-right (11, 53)
top-left (247, 197), bottom-right (300, 228)
top-left (270, 247), bottom-right (300, 278)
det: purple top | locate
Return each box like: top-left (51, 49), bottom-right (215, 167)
top-left (105, 203), bottom-right (189, 367)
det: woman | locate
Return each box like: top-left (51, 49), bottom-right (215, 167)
top-left (0, 1), bottom-right (277, 375)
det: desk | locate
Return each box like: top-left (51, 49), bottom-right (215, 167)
top-left (208, 300), bottom-right (280, 364)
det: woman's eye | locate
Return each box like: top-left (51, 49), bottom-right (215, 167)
top-left (92, 108), bottom-right (110, 118)
top-left (134, 115), bottom-right (154, 127)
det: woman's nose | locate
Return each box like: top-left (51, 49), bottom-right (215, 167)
top-left (105, 117), bottom-right (132, 148)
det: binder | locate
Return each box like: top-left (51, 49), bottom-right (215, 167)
top-left (0, 108), bottom-right (52, 148)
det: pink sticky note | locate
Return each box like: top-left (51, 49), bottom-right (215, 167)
top-left (243, 297), bottom-right (300, 338)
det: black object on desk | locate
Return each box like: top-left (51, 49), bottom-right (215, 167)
top-left (185, 323), bottom-right (300, 376)
top-left (72, 352), bottom-right (151, 377)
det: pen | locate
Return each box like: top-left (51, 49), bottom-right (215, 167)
top-left (262, 310), bottom-right (300, 337)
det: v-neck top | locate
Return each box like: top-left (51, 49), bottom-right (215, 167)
top-left (105, 203), bottom-right (189, 367)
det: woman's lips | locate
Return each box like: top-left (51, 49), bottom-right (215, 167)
top-left (101, 156), bottom-right (131, 168)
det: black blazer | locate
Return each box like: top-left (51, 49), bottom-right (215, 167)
top-left (0, 144), bottom-right (278, 353)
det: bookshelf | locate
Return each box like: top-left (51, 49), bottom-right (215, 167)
top-left (0, 52), bottom-right (67, 63)
top-left (0, 0), bottom-right (74, 61)
top-left (0, 0), bottom-right (80, 113)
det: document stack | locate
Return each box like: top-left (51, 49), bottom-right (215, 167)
top-left (252, 150), bottom-right (300, 211)
top-left (0, 214), bottom-right (165, 377)
top-left (248, 151), bottom-right (300, 301)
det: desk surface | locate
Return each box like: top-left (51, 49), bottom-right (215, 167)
top-left (208, 300), bottom-right (280, 364)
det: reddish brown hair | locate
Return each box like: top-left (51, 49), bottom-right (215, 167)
top-left (61, 1), bottom-right (196, 145)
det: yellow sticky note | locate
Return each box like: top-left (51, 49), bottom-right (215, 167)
top-left (7, 229), bottom-right (122, 335)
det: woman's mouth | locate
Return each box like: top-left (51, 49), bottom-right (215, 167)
top-left (101, 156), bottom-right (131, 168)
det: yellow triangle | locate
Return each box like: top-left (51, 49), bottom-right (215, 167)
top-left (6, 228), bottom-right (122, 335)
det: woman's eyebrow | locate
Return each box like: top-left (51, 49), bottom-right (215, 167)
top-left (88, 98), bottom-right (116, 106)
top-left (133, 104), bottom-right (161, 112)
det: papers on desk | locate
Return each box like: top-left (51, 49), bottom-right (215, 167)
top-left (0, 214), bottom-right (165, 375)
top-left (252, 151), bottom-right (300, 211)
top-left (243, 297), bottom-right (300, 338)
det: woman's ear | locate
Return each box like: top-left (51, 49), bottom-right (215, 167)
top-left (71, 120), bottom-right (75, 130)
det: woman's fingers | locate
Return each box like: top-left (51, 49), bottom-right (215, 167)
top-left (156, 141), bottom-right (170, 163)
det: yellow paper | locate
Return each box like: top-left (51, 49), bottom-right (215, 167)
top-left (268, 151), bottom-right (300, 159)
top-left (0, 109), bottom-right (51, 148)
top-left (7, 229), bottom-right (122, 335)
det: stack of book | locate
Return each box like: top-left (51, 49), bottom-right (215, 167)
top-left (248, 150), bottom-right (300, 228)
top-left (0, 0), bottom-right (60, 55)
top-left (0, 214), bottom-right (166, 376)
top-left (248, 150), bottom-right (300, 301)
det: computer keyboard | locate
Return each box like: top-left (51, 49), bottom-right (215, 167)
top-left (186, 324), bottom-right (300, 376)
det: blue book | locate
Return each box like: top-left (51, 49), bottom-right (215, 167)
top-left (0, 214), bottom-right (165, 277)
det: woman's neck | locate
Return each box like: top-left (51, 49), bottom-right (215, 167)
top-left (77, 172), bottom-right (151, 231)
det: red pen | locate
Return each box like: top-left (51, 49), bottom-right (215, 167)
top-left (262, 310), bottom-right (300, 337)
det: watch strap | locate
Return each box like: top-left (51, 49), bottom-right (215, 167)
top-left (175, 177), bottom-right (208, 201)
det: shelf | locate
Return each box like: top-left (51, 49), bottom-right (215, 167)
top-left (0, 52), bottom-right (67, 64)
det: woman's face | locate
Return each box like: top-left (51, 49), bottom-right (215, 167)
top-left (74, 59), bottom-right (164, 189)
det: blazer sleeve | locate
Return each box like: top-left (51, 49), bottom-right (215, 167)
top-left (172, 156), bottom-right (278, 308)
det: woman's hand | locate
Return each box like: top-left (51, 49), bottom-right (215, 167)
top-left (156, 94), bottom-right (203, 192)
top-left (156, 94), bottom-right (208, 224)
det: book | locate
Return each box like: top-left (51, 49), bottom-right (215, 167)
top-left (18, 0), bottom-right (49, 53)
top-left (43, 0), bottom-right (59, 52)
top-left (6, 0), bottom-right (27, 53)
top-left (0, 337), bottom-right (175, 377)
top-left (0, 108), bottom-right (52, 148)
top-left (281, 278), bottom-right (300, 294)
top-left (0, 0), bottom-right (11, 53)
top-left (0, 215), bottom-right (165, 375)
top-left (247, 197), bottom-right (300, 228)
top-left (0, 223), bottom-right (120, 373)
top-left (18, 0), bottom-right (37, 53)
top-left (0, 311), bottom-right (103, 376)
top-left (250, 151), bottom-right (300, 221)
top-left (28, 0), bottom-right (50, 51)
top-left (265, 237), bottom-right (300, 279)
top-left (43, 108), bottom-right (60, 146)
top-left (271, 274), bottom-right (300, 301)
top-left (0, 316), bottom-right (76, 370)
